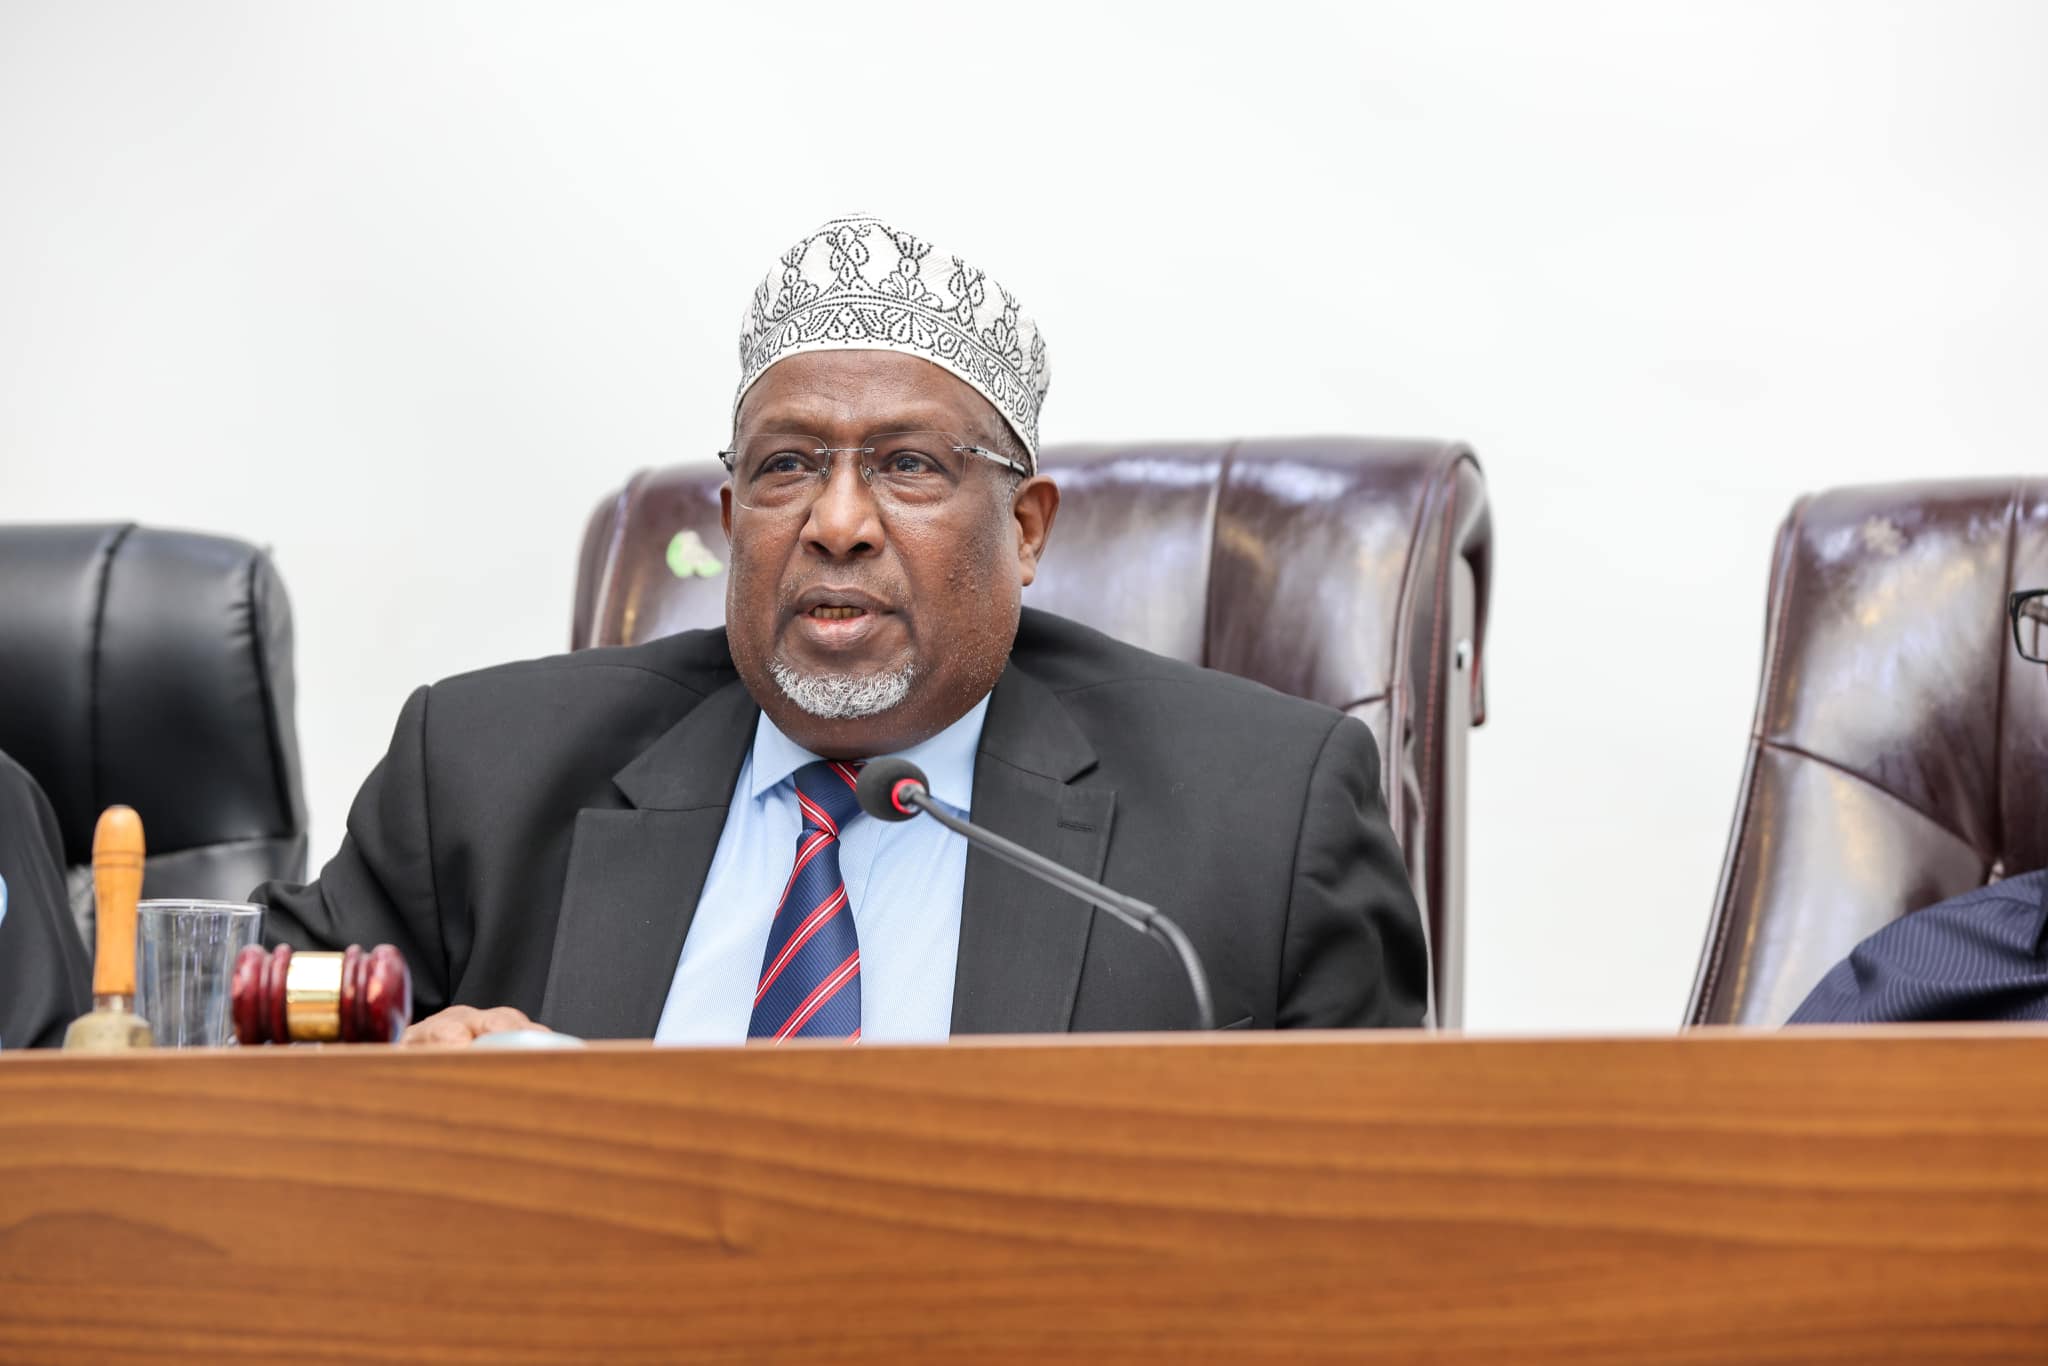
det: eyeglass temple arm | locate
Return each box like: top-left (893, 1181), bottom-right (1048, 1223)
top-left (961, 445), bottom-right (1030, 478)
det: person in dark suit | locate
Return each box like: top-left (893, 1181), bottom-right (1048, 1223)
top-left (1789, 876), bottom-right (2048, 1023)
top-left (259, 214), bottom-right (1428, 1043)
top-left (0, 748), bottom-right (91, 1048)
top-left (1791, 586), bottom-right (2048, 1023)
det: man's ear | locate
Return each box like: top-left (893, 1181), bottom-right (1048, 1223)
top-left (720, 482), bottom-right (734, 542)
top-left (1012, 476), bottom-right (1060, 587)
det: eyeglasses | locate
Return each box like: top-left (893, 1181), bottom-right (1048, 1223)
top-left (718, 431), bottom-right (1028, 513)
top-left (2011, 589), bottom-right (2048, 663)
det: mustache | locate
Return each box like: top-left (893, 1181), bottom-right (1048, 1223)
top-left (780, 579), bottom-right (905, 614)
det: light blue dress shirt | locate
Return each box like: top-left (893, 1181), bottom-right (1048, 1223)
top-left (653, 696), bottom-right (988, 1044)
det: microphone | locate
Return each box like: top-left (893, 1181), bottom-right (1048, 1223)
top-left (856, 758), bottom-right (1218, 1031)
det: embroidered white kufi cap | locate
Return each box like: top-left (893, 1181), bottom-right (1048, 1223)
top-left (735, 214), bottom-right (1051, 467)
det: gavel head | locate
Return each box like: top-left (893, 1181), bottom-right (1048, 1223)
top-left (231, 944), bottom-right (412, 1045)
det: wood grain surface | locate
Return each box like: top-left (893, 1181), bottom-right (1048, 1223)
top-left (3, 1028), bottom-right (2048, 1363)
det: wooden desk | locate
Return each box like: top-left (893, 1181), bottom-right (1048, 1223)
top-left (3, 1029), bottom-right (2046, 1362)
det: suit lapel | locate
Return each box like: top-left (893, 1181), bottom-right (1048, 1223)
top-left (540, 679), bottom-right (759, 1039)
top-left (950, 666), bottom-right (1113, 1035)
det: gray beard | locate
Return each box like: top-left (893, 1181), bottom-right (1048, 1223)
top-left (769, 658), bottom-right (915, 720)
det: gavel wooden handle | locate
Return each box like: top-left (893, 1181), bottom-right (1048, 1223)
top-left (231, 944), bottom-right (412, 1044)
top-left (91, 805), bottom-right (145, 1000)
top-left (62, 806), bottom-right (154, 1052)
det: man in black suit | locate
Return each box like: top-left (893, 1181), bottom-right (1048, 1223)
top-left (0, 749), bottom-right (91, 1048)
top-left (259, 214), bottom-right (1427, 1042)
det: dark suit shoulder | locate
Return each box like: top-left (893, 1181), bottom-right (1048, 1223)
top-left (426, 627), bottom-right (736, 704)
top-left (401, 628), bottom-right (741, 812)
top-left (1012, 607), bottom-right (1344, 738)
top-left (0, 748), bottom-right (46, 816)
top-left (1789, 871), bottom-right (2048, 1024)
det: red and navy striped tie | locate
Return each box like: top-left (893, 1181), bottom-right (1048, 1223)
top-left (749, 759), bottom-right (864, 1042)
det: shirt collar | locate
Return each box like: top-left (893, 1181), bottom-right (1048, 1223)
top-left (747, 693), bottom-right (991, 816)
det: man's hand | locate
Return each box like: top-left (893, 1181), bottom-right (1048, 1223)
top-left (402, 1005), bottom-right (551, 1046)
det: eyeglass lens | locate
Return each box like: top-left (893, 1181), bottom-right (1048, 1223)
top-left (731, 433), bottom-right (975, 510)
top-left (2017, 593), bottom-right (2048, 663)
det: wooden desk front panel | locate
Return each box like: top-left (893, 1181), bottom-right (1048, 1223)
top-left (2, 1030), bottom-right (2046, 1362)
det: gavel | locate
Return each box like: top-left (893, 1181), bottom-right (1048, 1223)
top-left (60, 803), bottom-right (413, 1048)
top-left (231, 944), bottom-right (412, 1044)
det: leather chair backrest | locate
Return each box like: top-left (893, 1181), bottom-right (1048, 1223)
top-left (0, 524), bottom-right (307, 943)
top-left (572, 438), bottom-right (1491, 1023)
top-left (1689, 479), bottom-right (2048, 1024)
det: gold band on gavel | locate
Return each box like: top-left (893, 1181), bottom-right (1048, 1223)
top-left (283, 952), bottom-right (346, 1043)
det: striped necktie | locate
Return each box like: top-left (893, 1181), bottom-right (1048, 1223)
top-left (749, 759), bottom-right (864, 1042)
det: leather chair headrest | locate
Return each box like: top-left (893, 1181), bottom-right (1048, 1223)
top-left (0, 524), bottom-right (304, 867)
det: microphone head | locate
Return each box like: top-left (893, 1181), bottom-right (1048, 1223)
top-left (856, 757), bottom-right (928, 822)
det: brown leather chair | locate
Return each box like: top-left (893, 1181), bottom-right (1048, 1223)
top-left (573, 438), bottom-right (1491, 1023)
top-left (1689, 478), bottom-right (2048, 1025)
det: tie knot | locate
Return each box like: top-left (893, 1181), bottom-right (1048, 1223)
top-left (793, 759), bottom-right (864, 835)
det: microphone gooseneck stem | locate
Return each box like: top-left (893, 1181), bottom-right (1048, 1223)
top-left (904, 789), bottom-right (1218, 1032)
top-left (1140, 915), bottom-right (1218, 1037)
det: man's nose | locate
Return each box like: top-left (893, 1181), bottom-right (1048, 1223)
top-left (801, 455), bottom-right (884, 559)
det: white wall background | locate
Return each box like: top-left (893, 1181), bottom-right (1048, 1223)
top-left (3, 0), bottom-right (2044, 1031)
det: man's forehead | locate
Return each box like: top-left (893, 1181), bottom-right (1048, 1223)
top-left (742, 395), bottom-right (981, 434)
top-left (737, 354), bottom-right (1008, 440)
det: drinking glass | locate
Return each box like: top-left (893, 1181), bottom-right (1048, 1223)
top-left (135, 900), bottom-right (262, 1047)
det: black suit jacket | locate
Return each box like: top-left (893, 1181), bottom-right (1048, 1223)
top-left (0, 749), bottom-right (91, 1049)
top-left (258, 609), bottom-right (1428, 1034)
